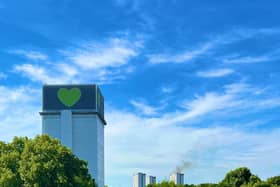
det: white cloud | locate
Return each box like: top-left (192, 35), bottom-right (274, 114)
top-left (148, 28), bottom-right (280, 65)
top-left (0, 86), bottom-right (41, 141)
top-left (0, 86), bottom-right (37, 111)
top-left (197, 68), bottom-right (234, 78)
top-left (223, 56), bottom-right (270, 64)
top-left (56, 63), bottom-right (78, 76)
top-left (10, 50), bottom-right (48, 61)
top-left (14, 64), bottom-right (73, 84)
top-left (233, 28), bottom-right (280, 38)
top-left (148, 42), bottom-right (213, 64)
top-left (64, 38), bottom-right (139, 69)
top-left (13, 38), bottom-right (141, 84)
top-left (130, 100), bottom-right (160, 115)
top-left (14, 62), bottom-right (130, 85)
top-left (142, 83), bottom-right (280, 128)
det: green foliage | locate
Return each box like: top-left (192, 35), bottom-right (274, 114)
top-left (147, 181), bottom-right (218, 187)
top-left (147, 181), bottom-right (178, 187)
top-left (0, 135), bottom-right (96, 187)
top-left (0, 137), bottom-right (25, 186)
top-left (184, 184), bottom-right (196, 187)
top-left (249, 175), bottom-right (262, 185)
top-left (219, 167), bottom-right (253, 187)
top-left (0, 167), bottom-right (20, 187)
top-left (266, 176), bottom-right (280, 186)
top-left (252, 182), bottom-right (274, 187)
top-left (196, 183), bottom-right (218, 187)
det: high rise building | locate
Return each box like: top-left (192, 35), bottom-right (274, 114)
top-left (133, 172), bottom-right (146, 187)
top-left (40, 84), bottom-right (106, 187)
top-left (170, 172), bottom-right (184, 185)
top-left (146, 175), bottom-right (156, 185)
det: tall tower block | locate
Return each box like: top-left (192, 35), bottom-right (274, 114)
top-left (40, 84), bottom-right (106, 187)
top-left (170, 172), bottom-right (184, 185)
top-left (133, 173), bottom-right (146, 187)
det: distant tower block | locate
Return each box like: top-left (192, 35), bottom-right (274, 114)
top-left (133, 172), bottom-right (146, 187)
top-left (40, 85), bottom-right (106, 187)
top-left (146, 175), bottom-right (156, 185)
top-left (170, 172), bottom-right (184, 185)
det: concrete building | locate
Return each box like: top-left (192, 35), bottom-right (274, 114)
top-left (146, 175), bottom-right (156, 185)
top-left (170, 172), bottom-right (184, 185)
top-left (40, 85), bottom-right (106, 187)
top-left (133, 172), bottom-right (146, 187)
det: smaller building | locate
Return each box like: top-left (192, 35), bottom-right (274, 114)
top-left (170, 172), bottom-right (184, 185)
top-left (133, 172), bottom-right (146, 187)
top-left (146, 175), bottom-right (156, 185)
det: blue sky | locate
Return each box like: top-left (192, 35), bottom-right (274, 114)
top-left (1, 0), bottom-right (280, 186)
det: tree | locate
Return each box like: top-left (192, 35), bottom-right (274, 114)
top-left (184, 184), bottom-right (196, 187)
top-left (0, 138), bottom-right (24, 186)
top-left (196, 184), bottom-right (218, 187)
top-left (266, 176), bottom-right (280, 186)
top-left (0, 135), bottom-right (96, 187)
top-left (248, 175), bottom-right (262, 185)
top-left (252, 182), bottom-right (274, 187)
top-left (147, 181), bottom-right (178, 187)
top-left (219, 167), bottom-right (253, 187)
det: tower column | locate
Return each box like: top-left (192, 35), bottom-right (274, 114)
top-left (60, 110), bottom-right (72, 149)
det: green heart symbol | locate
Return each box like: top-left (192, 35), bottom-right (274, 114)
top-left (57, 88), bottom-right (81, 107)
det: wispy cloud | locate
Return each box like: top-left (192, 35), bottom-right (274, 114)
top-left (130, 100), bottom-right (162, 116)
top-left (223, 56), bottom-right (270, 64)
top-left (0, 86), bottom-right (40, 141)
top-left (148, 28), bottom-right (280, 65)
top-left (232, 27), bottom-right (280, 38)
top-left (63, 38), bottom-right (140, 69)
top-left (148, 42), bottom-right (213, 64)
top-left (144, 83), bottom-right (280, 127)
top-left (10, 50), bottom-right (48, 61)
top-left (222, 47), bottom-right (280, 64)
top-left (13, 37), bottom-right (142, 84)
top-left (197, 68), bottom-right (234, 78)
top-left (0, 86), bottom-right (35, 112)
top-left (14, 64), bottom-right (73, 84)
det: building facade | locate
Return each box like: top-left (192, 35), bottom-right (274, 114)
top-left (40, 85), bottom-right (106, 187)
top-left (146, 175), bottom-right (156, 185)
top-left (170, 173), bottom-right (184, 185)
top-left (133, 173), bottom-right (146, 187)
